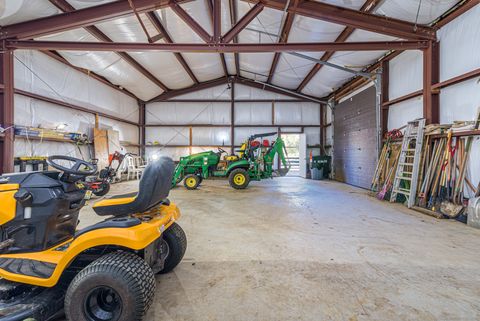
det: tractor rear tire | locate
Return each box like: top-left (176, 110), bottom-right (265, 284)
top-left (183, 174), bottom-right (200, 190)
top-left (64, 251), bottom-right (156, 321)
top-left (158, 223), bottom-right (187, 274)
top-left (197, 174), bottom-right (203, 186)
top-left (228, 168), bottom-right (250, 189)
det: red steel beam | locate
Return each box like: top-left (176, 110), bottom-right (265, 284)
top-left (331, 50), bottom-right (403, 101)
top-left (0, 50), bottom-right (14, 173)
top-left (15, 89), bottom-right (139, 126)
top-left (382, 63), bottom-right (480, 108)
top-left (138, 100), bottom-right (146, 157)
top-left (41, 50), bottom-right (137, 99)
top-left (319, 0), bottom-right (477, 101)
top-left (242, 0), bottom-right (436, 41)
top-left (230, 81), bottom-right (235, 150)
top-left (145, 11), bottom-right (199, 84)
top-left (235, 76), bottom-right (320, 101)
top-left (213, 0), bottom-right (222, 42)
top-left (205, 0), bottom-right (229, 76)
top-left (381, 89), bottom-right (423, 107)
top-left (432, 67), bottom-right (480, 90)
top-left (423, 41), bottom-right (440, 124)
top-left (229, 0), bottom-right (241, 74)
top-left (267, 8), bottom-right (296, 83)
top-left (296, 0), bottom-right (381, 92)
top-left (434, 0), bottom-right (480, 29)
top-left (222, 2), bottom-right (264, 43)
top-left (380, 59), bottom-right (389, 135)
top-left (145, 123), bottom-right (321, 128)
top-left (150, 75), bottom-right (320, 102)
top-left (7, 40), bottom-right (429, 52)
top-left (0, 0), bottom-right (192, 40)
top-left (85, 28), bottom-right (169, 91)
top-left (49, 0), bottom-right (165, 87)
top-left (150, 77), bottom-right (230, 101)
top-left (49, 0), bottom-right (169, 92)
top-left (170, 1), bottom-right (212, 43)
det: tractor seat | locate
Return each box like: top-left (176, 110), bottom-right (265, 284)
top-left (92, 157), bottom-right (174, 217)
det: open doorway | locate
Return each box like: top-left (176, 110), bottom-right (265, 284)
top-left (281, 133), bottom-right (306, 177)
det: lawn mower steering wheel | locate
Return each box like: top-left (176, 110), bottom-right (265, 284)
top-left (218, 147), bottom-right (227, 154)
top-left (47, 155), bottom-right (97, 176)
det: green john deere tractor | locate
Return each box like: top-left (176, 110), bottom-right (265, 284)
top-left (172, 132), bottom-right (290, 190)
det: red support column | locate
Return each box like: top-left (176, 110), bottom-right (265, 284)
top-left (320, 104), bottom-right (324, 153)
top-left (423, 41), bottom-right (440, 124)
top-left (0, 49), bottom-right (14, 174)
top-left (230, 81), bottom-right (235, 152)
top-left (380, 59), bottom-right (389, 134)
top-left (213, 0), bottom-right (221, 43)
top-left (138, 100), bottom-right (146, 158)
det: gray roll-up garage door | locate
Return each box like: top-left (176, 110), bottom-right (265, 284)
top-left (334, 86), bottom-right (377, 189)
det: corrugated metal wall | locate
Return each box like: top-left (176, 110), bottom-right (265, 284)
top-left (13, 50), bottom-right (140, 161)
top-left (145, 84), bottom-right (322, 161)
top-left (334, 86), bottom-right (377, 189)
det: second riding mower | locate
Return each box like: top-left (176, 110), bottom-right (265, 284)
top-left (172, 132), bottom-right (290, 190)
top-left (80, 151), bottom-right (131, 197)
top-left (0, 155), bottom-right (186, 321)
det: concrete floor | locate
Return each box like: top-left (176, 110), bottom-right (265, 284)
top-left (80, 177), bottom-right (480, 321)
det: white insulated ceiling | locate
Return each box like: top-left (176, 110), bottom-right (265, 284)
top-left (0, 0), bottom-right (462, 100)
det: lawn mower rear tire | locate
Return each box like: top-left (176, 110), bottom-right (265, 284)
top-left (64, 251), bottom-right (156, 321)
top-left (159, 223), bottom-right (187, 274)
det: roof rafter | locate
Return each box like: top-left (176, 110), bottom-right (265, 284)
top-left (48, 0), bottom-right (170, 92)
top-left (329, 50), bottom-right (403, 101)
top-left (145, 11), bottom-right (199, 84)
top-left (296, 0), bottom-right (381, 92)
top-left (150, 76), bottom-right (229, 101)
top-left (213, 0), bottom-right (222, 42)
top-left (149, 75), bottom-right (321, 102)
top-left (241, 0), bottom-right (436, 41)
top-left (266, 0), bottom-right (298, 84)
top-left (222, 2), bottom-right (264, 43)
top-left (205, 0), bottom-right (229, 77)
top-left (170, 1), bottom-right (212, 43)
top-left (0, 0), bottom-right (192, 40)
top-left (41, 50), bottom-right (138, 99)
top-left (229, 0), bottom-right (241, 74)
top-left (325, 0), bottom-right (479, 101)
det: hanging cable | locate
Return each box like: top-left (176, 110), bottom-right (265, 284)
top-left (414, 0), bottom-right (424, 32)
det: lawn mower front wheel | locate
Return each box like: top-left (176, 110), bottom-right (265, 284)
top-left (159, 222), bottom-right (187, 274)
top-left (64, 251), bottom-right (156, 321)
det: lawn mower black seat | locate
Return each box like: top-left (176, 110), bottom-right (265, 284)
top-left (93, 157), bottom-right (174, 217)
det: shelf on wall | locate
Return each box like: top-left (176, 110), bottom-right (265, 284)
top-left (144, 144), bottom-right (228, 148)
top-left (121, 141), bottom-right (140, 147)
top-left (15, 135), bottom-right (92, 145)
top-left (428, 129), bottom-right (480, 139)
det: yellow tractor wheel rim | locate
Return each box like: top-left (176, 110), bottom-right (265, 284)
top-left (233, 173), bottom-right (246, 185)
top-left (186, 177), bottom-right (197, 187)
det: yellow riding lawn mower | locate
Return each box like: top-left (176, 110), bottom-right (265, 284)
top-left (0, 155), bottom-right (186, 321)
